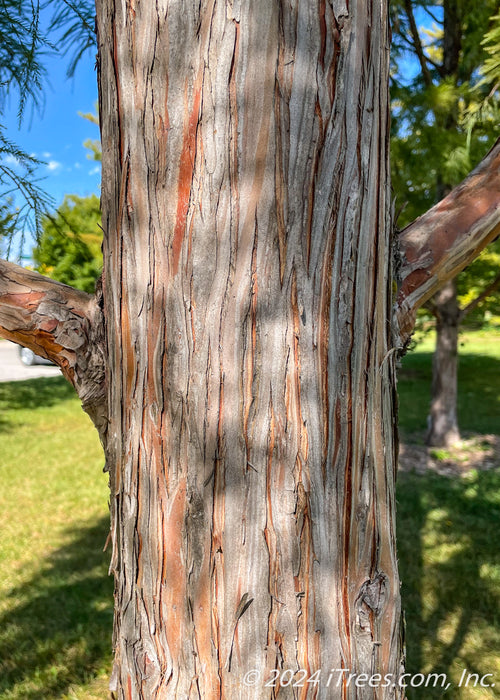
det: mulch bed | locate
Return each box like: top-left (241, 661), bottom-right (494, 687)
top-left (398, 434), bottom-right (500, 477)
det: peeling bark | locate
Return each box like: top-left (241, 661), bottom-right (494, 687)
top-left (96, 0), bottom-right (403, 697)
top-left (0, 0), bottom-right (497, 698)
top-left (0, 259), bottom-right (107, 439)
top-left (396, 138), bottom-right (500, 346)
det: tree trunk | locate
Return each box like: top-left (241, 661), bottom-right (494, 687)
top-left (96, 0), bottom-right (403, 697)
top-left (2, 2), bottom-right (500, 699)
top-left (423, 1), bottom-right (459, 448)
top-left (426, 156), bottom-right (458, 449)
top-left (426, 279), bottom-right (460, 447)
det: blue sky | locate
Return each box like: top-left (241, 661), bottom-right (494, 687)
top-left (0, 6), bottom-right (432, 210)
top-left (1, 6), bottom-right (434, 261)
top-left (2, 43), bottom-right (100, 234)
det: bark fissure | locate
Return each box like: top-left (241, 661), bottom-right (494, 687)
top-left (87, 0), bottom-right (495, 696)
top-left (1, 0), bottom-right (495, 697)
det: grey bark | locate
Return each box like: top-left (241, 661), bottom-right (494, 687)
top-left (426, 279), bottom-right (460, 447)
top-left (96, 0), bottom-right (403, 697)
top-left (0, 1), bottom-right (499, 698)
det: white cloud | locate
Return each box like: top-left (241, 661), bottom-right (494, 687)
top-left (43, 151), bottom-right (52, 158)
top-left (74, 162), bottom-right (81, 169)
top-left (3, 154), bottom-right (20, 167)
top-left (89, 166), bottom-right (100, 176)
top-left (46, 160), bottom-right (62, 172)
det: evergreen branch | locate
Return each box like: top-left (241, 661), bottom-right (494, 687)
top-left (47, 0), bottom-right (96, 77)
top-left (0, 0), bottom-right (52, 122)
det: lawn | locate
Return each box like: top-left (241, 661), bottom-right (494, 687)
top-left (0, 377), bottom-right (112, 699)
top-left (397, 330), bottom-right (500, 698)
top-left (0, 330), bottom-right (498, 698)
top-left (397, 469), bottom-right (500, 699)
top-left (397, 330), bottom-right (500, 437)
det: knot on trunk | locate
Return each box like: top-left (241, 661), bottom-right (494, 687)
top-left (355, 572), bottom-right (389, 634)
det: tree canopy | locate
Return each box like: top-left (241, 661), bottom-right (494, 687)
top-left (0, 0), bottom-right (96, 241)
top-left (391, 0), bottom-right (500, 222)
top-left (34, 193), bottom-right (102, 292)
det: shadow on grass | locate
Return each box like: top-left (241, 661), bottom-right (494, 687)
top-left (0, 376), bottom-right (78, 434)
top-left (398, 351), bottom-right (500, 436)
top-left (397, 468), bottom-right (500, 698)
top-left (0, 516), bottom-right (113, 699)
top-left (0, 376), bottom-right (76, 412)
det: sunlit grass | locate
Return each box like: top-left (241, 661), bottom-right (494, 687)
top-left (398, 331), bottom-right (500, 436)
top-left (395, 330), bottom-right (500, 698)
top-left (398, 468), bottom-right (500, 698)
top-left (0, 377), bottom-right (112, 699)
top-left (0, 330), bottom-right (498, 698)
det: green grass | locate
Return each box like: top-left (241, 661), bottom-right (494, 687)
top-left (398, 331), bottom-right (500, 436)
top-left (0, 377), bottom-right (112, 699)
top-left (0, 330), bottom-right (498, 698)
top-left (397, 330), bottom-right (500, 698)
top-left (397, 469), bottom-right (500, 699)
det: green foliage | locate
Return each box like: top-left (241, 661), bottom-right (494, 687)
top-left (458, 240), bottom-right (500, 326)
top-left (79, 107), bottom-right (102, 162)
top-left (391, 1), bottom-right (500, 216)
top-left (0, 0), bottom-right (57, 238)
top-left (48, 0), bottom-right (96, 79)
top-left (0, 198), bottom-right (17, 241)
top-left (0, 0), bottom-right (48, 120)
top-left (480, 12), bottom-right (500, 85)
top-left (0, 0), bottom-right (97, 242)
top-left (34, 194), bottom-right (102, 293)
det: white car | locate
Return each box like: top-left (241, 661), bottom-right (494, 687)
top-left (18, 346), bottom-right (54, 367)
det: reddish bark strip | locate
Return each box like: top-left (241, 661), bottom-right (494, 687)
top-left (172, 84), bottom-right (202, 276)
top-left (95, 0), bottom-right (404, 696)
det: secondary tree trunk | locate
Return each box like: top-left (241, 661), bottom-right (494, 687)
top-left (96, 0), bottom-right (403, 697)
top-left (422, 0), bottom-right (460, 448)
top-left (426, 279), bottom-right (460, 447)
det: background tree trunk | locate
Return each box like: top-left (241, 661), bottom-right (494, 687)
top-left (426, 172), bottom-right (459, 448)
top-left (425, 0), bottom-right (461, 447)
top-left (426, 279), bottom-right (460, 447)
top-left (96, 0), bottom-right (403, 697)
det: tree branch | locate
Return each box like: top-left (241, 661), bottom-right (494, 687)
top-left (422, 5), bottom-right (443, 27)
top-left (395, 138), bottom-right (500, 345)
top-left (458, 271), bottom-right (500, 322)
top-left (396, 30), bottom-right (444, 77)
top-left (0, 259), bottom-right (107, 439)
top-left (403, 0), bottom-right (435, 85)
